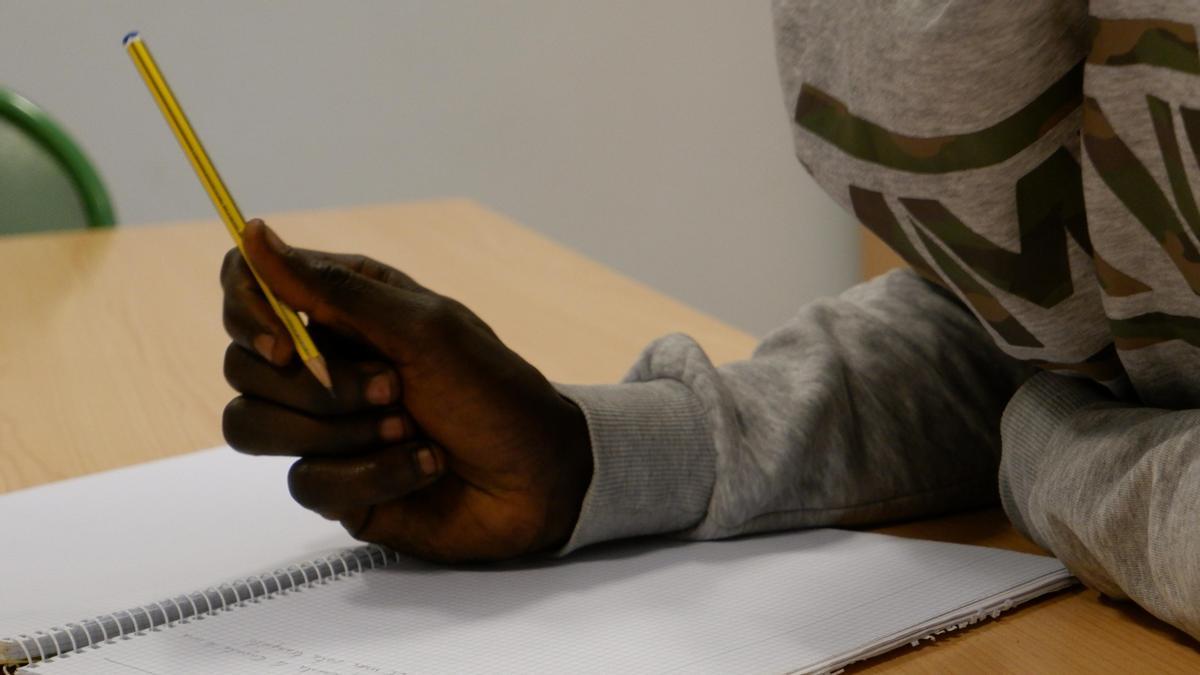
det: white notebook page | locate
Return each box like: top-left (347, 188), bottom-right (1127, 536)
top-left (38, 529), bottom-right (1069, 675)
top-left (0, 447), bottom-right (357, 640)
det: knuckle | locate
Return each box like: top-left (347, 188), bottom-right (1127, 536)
top-left (381, 267), bottom-right (418, 289)
top-left (341, 252), bottom-right (393, 280)
top-left (220, 283), bottom-right (270, 344)
top-left (287, 461), bottom-right (321, 508)
top-left (297, 382), bottom-right (339, 416)
top-left (417, 296), bottom-right (465, 340)
top-left (311, 259), bottom-right (354, 289)
top-left (221, 397), bottom-right (255, 452)
top-left (222, 344), bottom-right (249, 391)
top-left (221, 300), bottom-right (245, 340)
top-left (345, 254), bottom-right (373, 274)
top-left (362, 458), bottom-right (396, 498)
top-left (219, 248), bottom-right (243, 285)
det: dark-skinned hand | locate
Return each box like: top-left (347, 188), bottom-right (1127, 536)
top-left (220, 219), bottom-right (592, 562)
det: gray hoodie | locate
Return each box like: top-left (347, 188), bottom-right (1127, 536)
top-left (560, 0), bottom-right (1200, 641)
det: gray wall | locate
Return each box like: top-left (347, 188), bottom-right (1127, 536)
top-left (2, 1), bottom-right (857, 336)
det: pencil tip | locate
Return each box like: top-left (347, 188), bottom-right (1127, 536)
top-left (122, 30), bottom-right (140, 47)
top-left (306, 356), bottom-right (334, 393)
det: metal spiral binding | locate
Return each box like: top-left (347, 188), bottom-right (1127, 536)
top-left (2, 545), bottom-right (398, 673)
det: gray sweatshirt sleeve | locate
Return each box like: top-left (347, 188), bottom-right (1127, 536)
top-left (1000, 372), bottom-right (1200, 639)
top-left (556, 269), bottom-right (1033, 552)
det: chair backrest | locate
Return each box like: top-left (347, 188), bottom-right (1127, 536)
top-left (0, 89), bottom-right (115, 235)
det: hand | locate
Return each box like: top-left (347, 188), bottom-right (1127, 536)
top-left (220, 219), bottom-right (592, 562)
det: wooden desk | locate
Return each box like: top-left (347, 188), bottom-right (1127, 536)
top-left (2, 201), bottom-right (1196, 672)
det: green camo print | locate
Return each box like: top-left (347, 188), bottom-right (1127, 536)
top-left (913, 228), bottom-right (1044, 349)
top-left (850, 186), bottom-right (1040, 347)
top-left (1147, 95), bottom-right (1200, 232)
top-left (1094, 252), bottom-right (1152, 297)
top-left (901, 148), bottom-right (1084, 309)
top-left (849, 186), bottom-right (939, 282)
top-left (1088, 17), bottom-right (1200, 74)
top-left (1084, 96), bottom-right (1200, 294)
top-left (794, 63), bottom-right (1082, 173)
top-left (1029, 343), bottom-right (1127, 383)
top-left (1111, 312), bottom-right (1200, 350)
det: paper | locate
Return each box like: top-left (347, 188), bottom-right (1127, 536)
top-left (5, 447), bottom-right (1072, 674)
top-left (0, 447), bottom-right (357, 641)
top-left (33, 530), bottom-right (1067, 674)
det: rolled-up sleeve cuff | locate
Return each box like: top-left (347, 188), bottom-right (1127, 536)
top-left (999, 372), bottom-right (1111, 543)
top-left (554, 380), bottom-right (716, 554)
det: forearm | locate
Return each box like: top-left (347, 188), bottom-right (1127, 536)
top-left (1000, 372), bottom-right (1200, 638)
top-left (559, 269), bottom-right (1033, 551)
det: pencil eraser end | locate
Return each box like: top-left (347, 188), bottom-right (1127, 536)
top-left (122, 30), bottom-right (140, 46)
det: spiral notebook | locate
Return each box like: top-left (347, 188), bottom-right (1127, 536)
top-left (2, 447), bottom-right (1074, 674)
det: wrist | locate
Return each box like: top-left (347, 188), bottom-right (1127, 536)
top-left (538, 396), bottom-right (593, 551)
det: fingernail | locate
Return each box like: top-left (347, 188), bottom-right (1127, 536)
top-left (379, 416), bottom-right (406, 441)
top-left (415, 448), bottom-right (438, 477)
top-left (366, 373), bottom-right (393, 405)
top-left (253, 334), bottom-right (276, 361)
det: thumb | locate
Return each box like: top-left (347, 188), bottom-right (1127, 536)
top-left (241, 219), bottom-right (395, 340)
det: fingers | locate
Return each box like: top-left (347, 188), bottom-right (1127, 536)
top-left (224, 343), bottom-right (401, 414)
top-left (350, 480), bottom-right (541, 563)
top-left (240, 219), bottom-right (436, 347)
top-left (223, 395), bottom-right (415, 457)
top-left (222, 225), bottom-right (425, 364)
top-left (287, 443), bottom-right (444, 518)
top-left (221, 248), bottom-right (293, 365)
top-left (350, 483), bottom-right (464, 561)
top-left (241, 219), bottom-right (389, 329)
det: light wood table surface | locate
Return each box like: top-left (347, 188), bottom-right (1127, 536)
top-left (2, 201), bottom-right (1196, 673)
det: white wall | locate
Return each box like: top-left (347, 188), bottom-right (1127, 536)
top-left (2, 1), bottom-right (858, 336)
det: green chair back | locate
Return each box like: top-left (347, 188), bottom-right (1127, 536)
top-left (0, 89), bottom-right (115, 234)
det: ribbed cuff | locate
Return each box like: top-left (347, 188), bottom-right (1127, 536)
top-left (999, 372), bottom-right (1110, 542)
top-left (554, 380), bottom-right (716, 554)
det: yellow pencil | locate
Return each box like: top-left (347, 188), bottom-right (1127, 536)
top-left (123, 31), bottom-right (332, 391)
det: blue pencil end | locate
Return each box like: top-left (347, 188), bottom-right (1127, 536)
top-left (122, 30), bottom-right (140, 46)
